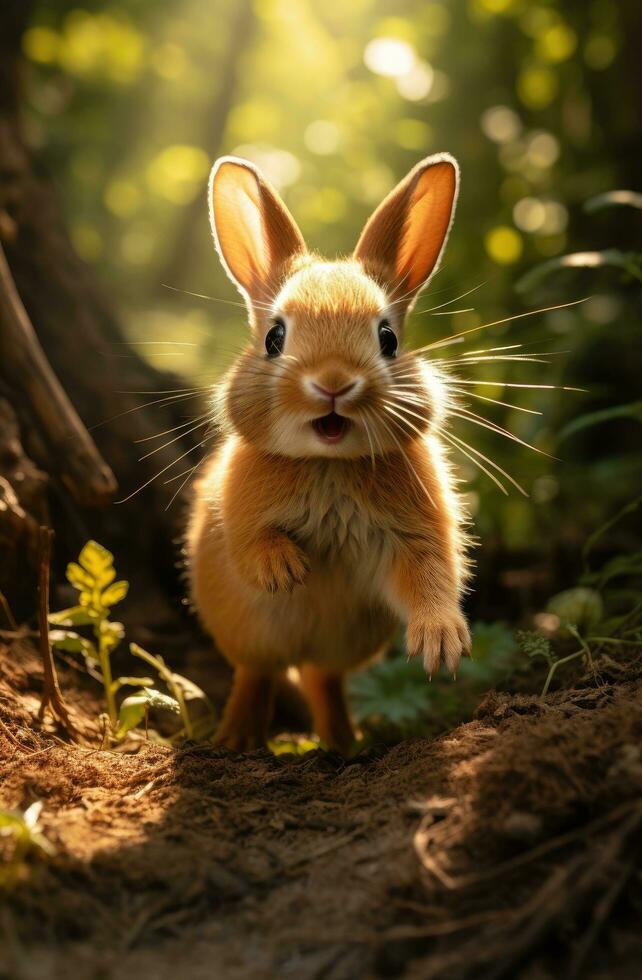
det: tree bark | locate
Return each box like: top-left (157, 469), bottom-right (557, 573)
top-left (0, 2), bottom-right (208, 619)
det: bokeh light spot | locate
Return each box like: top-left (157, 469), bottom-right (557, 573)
top-left (484, 226), bottom-right (523, 264)
top-left (364, 38), bottom-right (415, 78)
top-left (146, 145), bottom-right (210, 205)
top-left (396, 61), bottom-right (434, 101)
top-left (304, 120), bottom-right (340, 155)
top-left (540, 201), bottom-right (568, 235)
top-left (232, 145), bottom-right (300, 189)
top-left (104, 180), bottom-right (141, 218)
top-left (536, 24), bottom-right (577, 63)
top-left (23, 27), bottom-right (60, 64)
top-left (480, 105), bottom-right (522, 143)
top-left (517, 66), bottom-right (558, 109)
top-left (526, 131), bottom-right (560, 168)
top-left (513, 197), bottom-right (546, 232)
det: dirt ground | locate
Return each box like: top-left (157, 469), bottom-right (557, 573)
top-left (1, 637), bottom-right (641, 980)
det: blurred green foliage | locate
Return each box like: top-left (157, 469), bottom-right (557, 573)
top-left (22, 0), bottom-right (641, 618)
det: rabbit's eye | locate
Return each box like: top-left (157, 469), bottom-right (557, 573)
top-left (265, 319), bottom-right (286, 358)
top-left (378, 319), bottom-right (398, 358)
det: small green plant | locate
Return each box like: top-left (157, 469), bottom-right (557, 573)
top-left (48, 540), bottom-right (131, 725)
top-left (0, 802), bottom-right (55, 889)
top-left (517, 625), bottom-right (595, 696)
top-left (349, 622), bottom-right (519, 740)
top-left (349, 656), bottom-right (433, 735)
top-left (119, 643), bottom-right (216, 740)
top-left (49, 540), bottom-right (215, 741)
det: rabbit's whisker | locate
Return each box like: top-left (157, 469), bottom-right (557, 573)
top-left (415, 279), bottom-right (487, 315)
top-left (433, 354), bottom-right (554, 367)
top-left (382, 398), bottom-right (429, 429)
top-left (449, 388), bottom-right (542, 416)
top-left (116, 434), bottom-right (214, 505)
top-left (135, 412), bottom-right (215, 444)
top-left (376, 412), bottom-right (436, 507)
top-left (431, 307), bottom-right (475, 316)
top-left (439, 429), bottom-right (511, 496)
top-left (446, 379), bottom-right (586, 392)
top-left (415, 298), bottom-right (588, 354)
top-left (138, 415), bottom-right (217, 462)
top-left (359, 413), bottom-right (377, 471)
top-left (361, 406), bottom-right (386, 460)
top-left (90, 390), bottom-right (206, 432)
top-left (449, 407), bottom-right (555, 459)
top-left (165, 455), bottom-right (208, 511)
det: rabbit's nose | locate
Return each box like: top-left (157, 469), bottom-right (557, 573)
top-left (311, 381), bottom-right (356, 399)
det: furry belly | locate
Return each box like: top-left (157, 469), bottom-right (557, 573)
top-left (192, 529), bottom-right (397, 672)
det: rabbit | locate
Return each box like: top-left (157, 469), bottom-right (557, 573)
top-left (186, 152), bottom-right (471, 753)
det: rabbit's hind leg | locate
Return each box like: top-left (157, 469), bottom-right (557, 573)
top-left (299, 665), bottom-right (355, 755)
top-left (213, 667), bottom-right (276, 752)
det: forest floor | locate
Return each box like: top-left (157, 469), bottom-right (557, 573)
top-left (1, 636), bottom-right (641, 980)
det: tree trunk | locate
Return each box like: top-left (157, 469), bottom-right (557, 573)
top-left (0, 1), bottom-right (208, 621)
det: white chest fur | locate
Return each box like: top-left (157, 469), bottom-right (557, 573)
top-left (287, 466), bottom-right (389, 567)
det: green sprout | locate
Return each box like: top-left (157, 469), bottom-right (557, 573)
top-left (0, 802), bottom-right (55, 889)
top-left (48, 540), bottom-right (215, 742)
top-left (48, 540), bottom-right (130, 726)
top-left (120, 643), bottom-right (216, 741)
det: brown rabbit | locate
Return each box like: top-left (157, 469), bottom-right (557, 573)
top-left (187, 153), bottom-right (471, 753)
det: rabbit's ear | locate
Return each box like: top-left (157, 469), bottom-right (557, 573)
top-left (209, 156), bottom-right (306, 306)
top-left (354, 154), bottom-right (459, 306)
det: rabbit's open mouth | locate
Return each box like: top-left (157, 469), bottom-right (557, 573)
top-left (312, 411), bottom-right (349, 443)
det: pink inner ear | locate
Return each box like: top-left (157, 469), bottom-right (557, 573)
top-left (397, 162), bottom-right (457, 292)
top-left (214, 166), bottom-right (270, 294)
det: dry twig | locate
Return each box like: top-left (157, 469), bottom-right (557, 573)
top-left (36, 526), bottom-right (78, 739)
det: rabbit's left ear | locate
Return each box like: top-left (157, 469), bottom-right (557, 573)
top-left (209, 156), bottom-right (306, 308)
top-left (354, 153), bottom-right (459, 307)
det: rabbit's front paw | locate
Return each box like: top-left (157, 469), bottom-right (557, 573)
top-left (407, 607), bottom-right (471, 677)
top-left (254, 533), bottom-right (309, 593)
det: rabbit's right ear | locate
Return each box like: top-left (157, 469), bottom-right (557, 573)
top-left (209, 156), bottom-right (306, 307)
top-left (354, 154), bottom-right (459, 312)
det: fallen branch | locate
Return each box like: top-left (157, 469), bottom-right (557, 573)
top-left (0, 241), bottom-right (116, 506)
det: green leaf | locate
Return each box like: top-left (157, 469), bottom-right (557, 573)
top-left (116, 694), bottom-right (148, 736)
top-left (65, 562), bottom-right (94, 590)
top-left (559, 402), bottom-right (642, 442)
top-left (100, 580), bottom-right (129, 607)
top-left (169, 671), bottom-right (212, 704)
top-left (593, 552), bottom-right (642, 588)
top-left (78, 540), bottom-right (115, 588)
top-left (49, 629), bottom-right (95, 658)
top-left (111, 675), bottom-right (155, 693)
top-left (349, 657), bottom-right (431, 727)
top-left (142, 688), bottom-right (181, 713)
top-left (116, 687), bottom-right (181, 738)
top-left (48, 605), bottom-right (97, 627)
top-left (583, 496), bottom-right (642, 568)
top-left (584, 190), bottom-right (642, 214)
top-left (516, 629), bottom-right (555, 667)
top-left (0, 805), bottom-right (56, 857)
top-left (516, 249), bottom-right (642, 293)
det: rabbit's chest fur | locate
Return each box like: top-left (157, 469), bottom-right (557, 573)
top-left (287, 467), bottom-right (390, 572)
